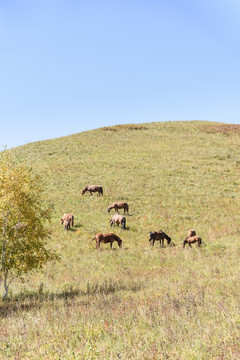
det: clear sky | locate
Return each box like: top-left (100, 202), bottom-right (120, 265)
top-left (0, 0), bottom-right (240, 149)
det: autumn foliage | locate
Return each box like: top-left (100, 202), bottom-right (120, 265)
top-left (0, 152), bottom-right (58, 298)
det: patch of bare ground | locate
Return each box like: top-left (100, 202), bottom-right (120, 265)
top-left (102, 124), bottom-right (148, 131)
top-left (200, 124), bottom-right (240, 135)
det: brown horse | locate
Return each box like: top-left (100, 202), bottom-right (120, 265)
top-left (183, 235), bottom-right (202, 248)
top-left (149, 230), bottom-right (171, 247)
top-left (110, 214), bottom-right (126, 229)
top-left (60, 213), bottom-right (74, 230)
top-left (90, 233), bottom-right (122, 249)
top-left (107, 202), bottom-right (129, 214)
top-left (82, 185), bottom-right (103, 196)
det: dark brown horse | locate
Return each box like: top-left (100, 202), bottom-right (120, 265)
top-left (82, 185), bottom-right (103, 196)
top-left (90, 233), bottom-right (122, 249)
top-left (107, 202), bottom-right (129, 214)
top-left (60, 213), bottom-right (74, 230)
top-left (149, 230), bottom-right (171, 247)
top-left (110, 214), bottom-right (126, 229)
top-left (183, 235), bottom-right (202, 248)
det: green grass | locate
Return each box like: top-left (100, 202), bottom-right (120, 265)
top-left (1, 121), bottom-right (240, 359)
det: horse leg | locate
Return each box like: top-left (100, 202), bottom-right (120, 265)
top-left (188, 242), bottom-right (192, 247)
top-left (110, 242), bottom-right (113, 248)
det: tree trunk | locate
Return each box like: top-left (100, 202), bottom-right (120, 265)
top-left (3, 276), bottom-right (9, 299)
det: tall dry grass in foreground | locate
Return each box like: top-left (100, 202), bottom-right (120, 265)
top-left (1, 121), bottom-right (240, 359)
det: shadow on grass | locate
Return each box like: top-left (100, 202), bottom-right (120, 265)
top-left (0, 279), bottom-right (145, 317)
top-left (0, 287), bottom-right (82, 318)
top-left (86, 279), bottom-right (145, 296)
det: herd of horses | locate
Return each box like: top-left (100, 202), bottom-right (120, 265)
top-left (60, 185), bottom-right (202, 249)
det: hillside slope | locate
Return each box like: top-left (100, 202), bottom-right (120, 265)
top-left (14, 121), bottom-right (240, 237)
top-left (2, 121), bottom-right (240, 359)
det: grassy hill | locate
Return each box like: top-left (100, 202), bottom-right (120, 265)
top-left (1, 121), bottom-right (240, 359)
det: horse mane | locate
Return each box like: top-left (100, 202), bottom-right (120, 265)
top-left (160, 230), bottom-right (171, 240)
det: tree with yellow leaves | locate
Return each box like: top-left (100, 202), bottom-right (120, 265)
top-left (0, 151), bottom-right (58, 299)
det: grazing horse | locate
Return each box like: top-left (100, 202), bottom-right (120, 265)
top-left (149, 230), bottom-right (171, 247)
top-left (188, 229), bottom-right (196, 237)
top-left (183, 235), bottom-right (202, 248)
top-left (90, 233), bottom-right (122, 249)
top-left (82, 185), bottom-right (103, 196)
top-left (110, 214), bottom-right (126, 229)
top-left (107, 202), bottom-right (129, 214)
top-left (60, 213), bottom-right (74, 230)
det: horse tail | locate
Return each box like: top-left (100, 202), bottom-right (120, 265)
top-left (122, 217), bottom-right (126, 229)
top-left (90, 235), bottom-right (96, 244)
top-left (198, 237), bottom-right (202, 246)
top-left (126, 204), bottom-right (129, 213)
top-left (71, 215), bottom-right (74, 226)
top-left (149, 232), bottom-right (154, 241)
top-left (100, 187), bottom-right (103, 195)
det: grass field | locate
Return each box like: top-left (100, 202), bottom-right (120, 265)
top-left (1, 121), bottom-right (240, 359)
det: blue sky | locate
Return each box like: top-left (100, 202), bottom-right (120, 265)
top-left (0, 0), bottom-right (240, 149)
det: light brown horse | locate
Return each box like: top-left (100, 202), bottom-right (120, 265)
top-left (183, 235), bottom-right (202, 248)
top-left (90, 233), bottom-right (122, 249)
top-left (82, 185), bottom-right (103, 196)
top-left (107, 202), bottom-right (129, 214)
top-left (110, 214), bottom-right (126, 229)
top-left (149, 230), bottom-right (171, 247)
top-left (60, 213), bottom-right (74, 230)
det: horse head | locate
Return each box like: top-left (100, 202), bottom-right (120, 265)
top-left (163, 231), bottom-right (171, 244)
top-left (167, 236), bottom-right (171, 245)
